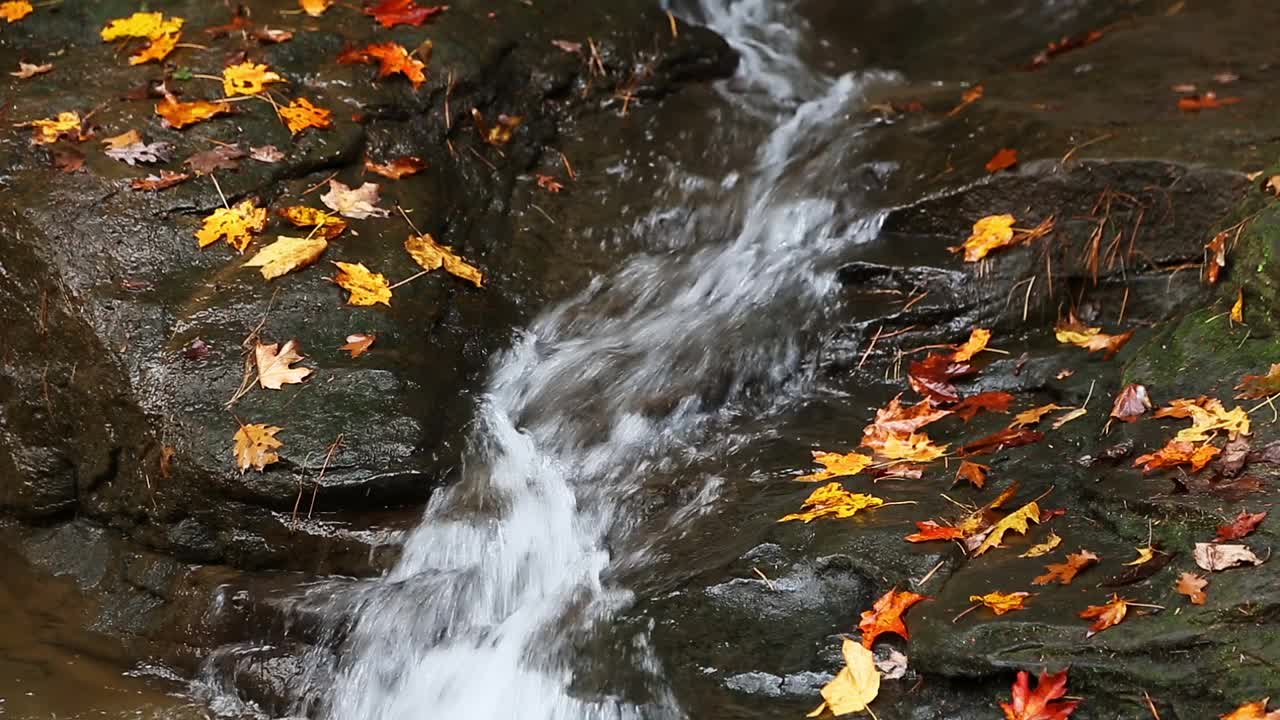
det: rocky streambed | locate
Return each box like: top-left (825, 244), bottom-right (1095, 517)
top-left (1, 0), bottom-right (1278, 718)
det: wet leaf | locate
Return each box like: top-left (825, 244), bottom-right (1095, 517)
top-left (278, 97), bottom-right (333, 135)
top-left (1221, 699), bottom-right (1280, 720)
top-left (340, 42), bottom-right (428, 88)
top-left (11, 61), bottom-right (52, 78)
top-left (863, 396), bottom-right (951, 445)
top-left (300, 0), bottom-right (334, 16)
top-left (278, 206), bottom-right (347, 238)
top-left (340, 333), bottom-right (376, 358)
top-left (1194, 542), bottom-right (1263, 571)
top-left (1178, 92), bottom-right (1241, 111)
top-left (874, 432), bottom-right (948, 463)
top-left (322, 180), bottom-right (389, 219)
top-left (130, 32), bottom-right (180, 65)
top-left (250, 145), bottom-right (284, 163)
top-left (1232, 287), bottom-right (1245, 324)
top-left (952, 328), bottom-right (992, 362)
top-left (1050, 407), bottom-right (1087, 429)
top-left (196, 199), bottom-right (268, 252)
top-left (1154, 396), bottom-right (1250, 442)
top-left (0, 0), bottom-right (31, 22)
top-left (22, 111), bottom-right (82, 145)
top-left (52, 146), bottom-right (85, 173)
top-left (955, 460), bottom-right (988, 489)
top-left (779, 482), bottom-right (885, 523)
top-left (1124, 546), bottom-right (1157, 566)
top-left (796, 450), bottom-right (873, 482)
top-left (1204, 231), bottom-right (1228, 285)
top-left (858, 589), bottom-right (927, 648)
top-left (233, 423), bottom-right (283, 472)
top-left (101, 12), bottom-right (183, 41)
top-left (806, 639), bottom-right (880, 717)
top-left (1033, 549), bottom-right (1099, 585)
top-left (333, 261), bottom-right (392, 306)
top-left (1010, 404), bottom-right (1065, 429)
top-left (1020, 531), bottom-right (1062, 558)
top-left (970, 591), bottom-right (1030, 615)
top-left (999, 670), bottom-right (1079, 720)
top-left (551, 39), bottom-right (583, 53)
top-left (985, 148), bottom-right (1018, 173)
top-left (945, 84), bottom-right (983, 116)
top-left (1079, 594), bottom-right (1131, 637)
top-left (960, 428), bottom-right (1043, 457)
top-left (1236, 364), bottom-right (1280, 400)
top-left (536, 174), bottom-right (565, 193)
top-left (222, 62), bottom-right (284, 97)
top-left (1134, 439), bottom-right (1221, 473)
top-left (1026, 29), bottom-right (1104, 70)
top-left (955, 214), bottom-right (1014, 262)
top-left (243, 236), bottom-right (328, 280)
top-left (365, 156), bottom-right (426, 179)
top-left (951, 392), bottom-right (1014, 422)
top-left (973, 500), bottom-right (1040, 556)
top-left (185, 145), bottom-right (246, 175)
top-left (1110, 384), bottom-right (1152, 422)
top-left (254, 340), bottom-right (313, 390)
top-left (155, 95), bottom-right (233, 129)
top-left (907, 352), bottom-right (973, 403)
top-left (477, 111), bottom-right (523, 146)
top-left (364, 0), bottom-right (447, 28)
top-left (1216, 510), bottom-right (1267, 541)
top-left (404, 233), bottom-right (485, 287)
top-left (131, 170), bottom-right (191, 191)
top-left (905, 520), bottom-right (967, 543)
top-left (102, 130), bottom-right (173, 166)
top-left (1054, 315), bottom-right (1133, 359)
top-left (1175, 572), bottom-right (1207, 605)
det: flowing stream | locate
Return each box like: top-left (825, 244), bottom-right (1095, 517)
top-left (320, 2), bottom-right (893, 718)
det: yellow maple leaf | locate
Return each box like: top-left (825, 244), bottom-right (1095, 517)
top-left (299, 0), bottom-right (334, 16)
top-left (278, 97), bottom-right (333, 135)
top-left (875, 432), bottom-right (948, 463)
top-left (223, 62), bottom-right (284, 97)
top-left (233, 423), bottom-right (283, 472)
top-left (957, 214), bottom-right (1014, 262)
top-left (952, 328), bottom-right (992, 362)
top-left (968, 591), bottom-right (1031, 615)
top-left (333, 261), bottom-right (392, 306)
top-left (404, 233), bottom-right (485, 287)
top-left (129, 32), bottom-right (180, 65)
top-left (278, 206), bottom-right (347, 238)
top-left (797, 450), bottom-right (873, 482)
top-left (195, 199), bottom-right (268, 252)
top-left (101, 11), bottom-right (183, 41)
top-left (155, 96), bottom-right (232, 129)
top-left (1124, 546), bottom-right (1157, 566)
top-left (779, 482), bottom-right (885, 523)
top-left (807, 638), bottom-right (880, 717)
top-left (0, 0), bottom-right (33, 23)
top-left (973, 500), bottom-right (1041, 556)
top-left (23, 111), bottom-right (81, 145)
top-left (243, 236), bottom-right (328, 280)
top-left (254, 340), bottom-right (313, 390)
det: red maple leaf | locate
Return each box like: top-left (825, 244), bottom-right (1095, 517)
top-left (364, 0), bottom-right (447, 28)
top-left (1000, 670), bottom-right (1080, 720)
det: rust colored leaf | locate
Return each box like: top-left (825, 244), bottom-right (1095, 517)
top-left (1204, 230), bottom-right (1228, 285)
top-left (908, 352), bottom-right (974, 403)
top-left (340, 333), bottom-right (376, 358)
top-left (365, 155), bottom-right (426, 179)
top-left (341, 42), bottom-right (428, 88)
top-left (999, 670), bottom-right (1079, 720)
top-left (1232, 287), bottom-right (1245, 324)
top-left (1178, 92), bottom-right (1242, 111)
top-left (955, 460), bottom-right (989, 489)
top-left (1221, 699), bottom-right (1280, 720)
top-left (863, 396), bottom-right (951, 447)
top-left (1216, 510), bottom-right (1267, 541)
top-left (277, 206), bottom-right (347, 239)
top-left (536, 174), bottom-right (565, 193)
top-left (905, 520), bottom-right (967, 543)
top-left (1025, 29), bottom-right (1104, 70)
top-left (858, 589), bottom-right (927, 648)
top-left (131, 170), bottom-right (190, 191)
top-left (960, 428), bottom-right (1043, 457)
top-left (1079, 594), bottom-right (1131, 637)
top-left (1110, 383), bottom-right (1152, 422)
top-left (985, 148), bottom-right (1018, 173)
top-left (1195, 542), bottom-right (1264, 571)
top-left (364, 0), bottom-right (447, 28)
top-left (945, 84), bottom-right (983, 116)
top-left (1175, 572), bottom-right (1207, 605)
top-left (951, 391), bottom-right (1014, 422)
top-left (1054, 315), bottom-right (1133, 359)
top-left (1033, 549), bottom-right (1099, 586)
top-left (1237, 364), bottom-right (1280, 399)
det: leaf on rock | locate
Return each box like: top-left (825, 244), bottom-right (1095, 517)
top-left (973, 501), bottom-right (1040, 556)
top-left (322, 180), bottom-right (389, 219)
top-left (952, 328), bottom-right (992, 362)
top-left (222, 62), bottom-right (284, 97)
top-left (1010, 404), bottom-right (1064, 429)
top-left (1054, 315), bottom-right (1133, 359)
top-left (129, 32), bottom-right (180, 65)
top-left (1033, 550), bottom-right (1099, 585)
top-left (951, 391), bottom-right (1014, 422)
top-left (960, 428), bottom-right (1043, 457)
top-left (1216, 510), bottom-right (1267, 541)
top-left (953, 214), bottom-right (1054, 263)
top-left (1232, 287), bottom-right (1245, 324)
top-left (333, 261), bottom-right (392, 306)
top-left (404, 233), bottom-right (485, 287)
top-left (1123, 546), bottom-right (1157, 566)
top-left (101, 11), bottom-right (183, 41)
top-left (22, 111), bottom-right (82, 145)
top-left (955, 460), bottom-right (989, 489)
top-left (233, 423), bottom-right (282, 472)
top-left (52, 146), bottom-right (85, 173)
top-left (254, 340), bottom-right (313, 390)
top-left (1079, 594), bottom-right (1130, 637)
top-left (156, 95), bottom-right (232, 129)
top-left (858, 589), bottom-right (927, 648)
top-left (278, 206), bottom-right (348, 238)
top-left (1134, 439), bottom-right (1221, 473)
top-left (1194, 542), bottom-right (1263, 572)
top-left (1110, 384), bottom-right (1152, 422)
top-left (1204, 230), bottom-right (1229, 285)
top-left (907, 352), bottom-right (973, 403)
top-left (102, 130), bottom-right (173, 166)
top-left (905, 520), bottom-right (967, 543)
top-left (863, 396), bottom-right (951, 445)
top-left (185, 145), bottom-right (246, 175)
top-left (1154, 396), bottom-right (1251, 442)
top-left (340, 333), bottom-right (376, 358)
top-left (278, 97), bottom-right (333, 135)
top-left (300, 0), bottom-right (334, 16)
top-left (1220, 699), bottom-right (1280, 720)
top-left (779, 482), bottom-right (884, 523)
top-left (244, 236), bottom-right (328, 280)
top-left (475, 110), bottom-right (523, 146)
top-left (364, 0), bottom-right (447, 27)
top-left (250, 145), bottom-right (284, 163)
top-left (131, 171), bottom-right (190, 191)
top-left (537, 174), bottom-right (565, 193)
top-left (1020, 531), bottom-right (1063, 558)
top-left (1236, 364), bottom-right (1280, 400)
top-left (11, 61), bottom-right (52, 78)
top-left (1175, 572), bottom-right (1207, 605)
top-left (985, 148), bottom-right (1018, 173)
top-left (999, 670), bottom-right (1079, 720)
top-left (874, 432), bottom-right (948, 464)
top-left (969, 591), bottom-right (1030, 616)
top-left (797, 450), bottom-right (873, 482)
top-left (340, 42), bottom-right (428, 88)
top-left (1178, 92), bottom-right (1241, 111)
top-left (0, 0), bottom-right (32, 22)
top-left (806, 639), bottom-right (880, 718)
top-left (365, 156), bottom-right (426, 179)
top-left (1050, 407), bottom-right (1087, 430)
top-left (196, 199), bottom-right (268, 252)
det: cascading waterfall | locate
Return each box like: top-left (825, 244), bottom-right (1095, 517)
top-left (318, 3), bottom-right (896, 719)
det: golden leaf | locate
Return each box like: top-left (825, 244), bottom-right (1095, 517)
top-left (299, 0), bottom-right (334, 15)
top-left (1019, 531), bottom-right (1062, 558)
top-left (778, 482), bottom-right (884, 523)
top-left (277, 206), bottom-right (348, 238)
top-left (254, 340), bottom-right (313, 390)
top-left (243, 236), bottom-right (328, 280)
top-left (1079, 594), bottom-right (1130, 637)
top-left (155, 96), bottom-right (231, 129)
top-left (952, 328), bottom-right (991, 362)
top-left (129, 32), bottom-right (180, 65)
top-left (278, 97), bottom-right (333, 135)
top-left (0, 0), bottom-right (32, 23)
top-left (101, 11), bottom-right (183, 41)
top-left (874, 432), bottom-right (948, 463)
top-left (1124, 546), bottom-right (1156, 566)
top-left (23, 111), bottom-right (81, 145)
top-left (968, 591), bottom-right (1030, 615)
top-left (223, 62), bottom-right (284, 97)
top-left (1010, 403), bottom-right (1064, 429)
top-left (973, 500), bottom-right (1041, 556)
top-left (233, 423), bottom-right (283, 472)
top-left (1232, 287), bottom-right (1245, 323)
top-left (333, 261), bottom-right (392, 306)
top-left (797, 450), bottom-right (873, 482)
top-left (956, 214), bottom-right (1014, 262)
top-left (404, 233), bottom-right (485, 287)
top-left (806, 639), bottom-right (880, 717)
top-left (195, 199), bottom-right (268, 252)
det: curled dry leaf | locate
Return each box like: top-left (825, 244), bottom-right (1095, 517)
top-left (11, 61), bottom-right (52, 78)
top-left (333, 261), bottom-right (393, 306)
top-left (254, 340), bottom-right (313, 390)
top-left (1216, 510), bottom-right (1267, 541)
top-left (985, 148), bottom-right (1018, 173)
top-left (233, 423), bottom-right (283, 472)
top-left (278, 206), bottom-right (347, 239)
top-left (1033, 549), bottom-right (1099, 585)
top-left (364, 0), bottom-right (447, 28)
top-left (999, 670), bottom-right (1080, 720)
top-left (131, 171), bottom-right (191, 191)
top-left (1019, 531), bottom-right (1062, 558)
top-left (340, 333), bottom-right (376, 358)
top-left (155, 96), bottom-right (232, 129)
top-left (244, 236), bottom-right (328, 280)
top-left (222, 62), bottom-right (284, 97)
top-left (322, 180), bottom-right (389, 219)
top-left (1110, 383), bottom-right (1152, 422)
top-left (969, 591), bottom-right (1030, 616)
top-left (1194, 542), bottom-right (1263, 572)
top-left (778, 482), bottom-right (884, 523)
top-left (196, 199), bottom-right (268, 252)
top-left (945, 84), bottom-right (983, 116)
top-left (1175, 572), bottom-right (1207, 605)
top-left (404, 233), bottom-right (485, 287)
top-left (1079, 594), bottom-right (1131, 637)
top-left (365, 156), bottom-right (426, 179)
top-left (797, 450), bottom-right (872, 482)
top-left (858, 589), bottom-right (927, 648)
top-left (278, 97), bottom-right (333, 135)
top-left (806, 639), bottom-right (880, 718)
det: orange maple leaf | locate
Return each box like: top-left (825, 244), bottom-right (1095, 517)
top-left (999, 670), bottom-right (1079, 720)
top-left (904, 520), bottom-right (967, 543)
top-left (1079, 594), bottom-right (1131, 637)
top-left (970, 591), bottom-right (1031, 616)
top-left (955, 460), bottom-right (989, 489)
top-left (365, 155), bottom-right (426, 179)
top-left (985, 148), bottom-right (1018, 173)
top-left (278, 97), bottom-right (333, 135)
top-left (1175, 572), bottom-right (1207, 605)
top-left (1221, 698), bottom-right (1280, 720)
top-left (155, 95), bottom-right (232, 129)
top-left (857, 588), bottom-right (927, 648)
top-left (1033, 550), bottom-right (1099, 586)
top-left (1133, 439), bottom-right (1221, 473)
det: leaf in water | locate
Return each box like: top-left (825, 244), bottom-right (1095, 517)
top-left (340, 42), bottom-right (428, 88)
top-left (365, 156), bottom-right (426, 179)
top-left (806, 639), bottom-right (880, 717)
top-left (973, 500), bottom-right (1040, 556)
top-left (1194, 542), bottom-right (1263, 572)
top-left (1054, 314), bottom-right (1133, 359)
top-left (985, 148), bottom-right (1018, 173)
top-left (1175, 572), bottom-right (1207, 605)
top-left (907, 352), bottom-right (973, 403)
top-left (969, 591), bottom-right (1030, 616)
top-left (999, 670), bottom-right (1080, 720)
top-left (863, 396), bottom-right (951, 445)
top-left (404, 233), bottom-right (485, 287)
top-left (233, 423), bottom-right (283, 472)
top-left (1236, 364), bottom-right (1280, 399)
top-left (254, 340), bottom-right (313, 390)
top-left (299, 0), bottom-right (334, 16)
top-left (1019, 531), bottom-right (1062, 558)
top-left (537, 174), bottom-right (565, 193)
top-left (195, 199), bottom-right (267, 252)
top-left (778, 482), bottom-right (884, 524)
top-left (129, 32), bottom-right (180, 65)
top-left (243, 236), bottom-right (328, 280)
top-left (101, 11), bottom-right (183, 41)
top-left (23, 111), bottom-right (82, 145)
top-left (858, 589), bottom-right (927, 648)
top-left (322, 180), bottom-right (390, 219)
top-left (951, 392), bottom-right (1014, 422)
top-left (796, 450), bottom-right (873, 483)
top-left (185, 145), bottom-right (246, 175)
top-left (333, 261), bottom-right (392, 306)
top-left (904, 520), bottom-right (966, 543)
top-left (1232, 287), bottom-right (1245, 323)
top-left (1033, 549), bottom-right (1099, 585)
top-left (155, 95), bottom-right (232, 129)
top-left (1216, 510), bottom-right (1267, 541)
top-left (340, 333), bottom-right (376, 358)
top-left (1079, 594), bottom-right (1131, 637)
top-left (278, 97), bottom-right (333, 135)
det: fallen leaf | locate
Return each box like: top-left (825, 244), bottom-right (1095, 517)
top-left (955, 214), bottom-right (1014, 262)
top-left (243, 236), bottom-right (328, 280)
top-left (1194, 542), bottom-right (1263, 571)
top-left (340, 42), bottom-right (428, 88)
top-left (102, 130), bottom-right (173, 165)
top-left (278, 97), bottom-right (333, 135)
top-left (1110, 384), bottom-right (1152, 422)
top-left (952, 328), bottom-right (992, 362)
top-left (364, 0), bottom-right (447, 28)
top-left (1236, 364), bottom-right (1280, 400)
top-left (11, 61), bottom-right (52, 78)
top-left (1221, 699), bottom-right (1280, 720)
top-left (970, 591), bottom-right (1030, 615)
top-left (874, 648), bottom-right (908, 681)
top-left (951, 392), bottom-right (1014, 422)
top-left (1054, 315), bottom-right (1133, 359)
top-left (1204, 230), bottom-right (1228, 285)
top-left (1124, 546), bottom-right (1157, 566)
top-left (300, 0), bottom-right (334, 16)
top-left (999, 670), bottom-right (1080, 720)
top-left (233, 423), bottom-right (283, 472)
top-left (1051, 407), bottom-right (1087, 429)
top-left (255, 27), bottom-right (293, 43)
top-left (955, 460), bottom-right (989, 489)
top-left (222, 62), bottom-right (284, 97)
top-left (1154, 396), bottom-right (1250, 442)
top-left (797, 450), bottom-right (873, 482)
top-left (1178, 92), bottom-right (1242, 111)
top-left (945, 84), bottom-right (983, 116)
top-left (779, 482), bottom-right (885, 523)
top-left (1011, 404), bottom-right (1065, 429)
top-left (1175, 572), bottom-right (1207, 605)
top-left (863, 396), bottom-right (952, 445)
top-left (340, 333), bottom-right (376, 358)
top-left (907, 352), bottom-right (974, 403)
top-left (806, 638), bottom-right (880, 717)
top-left (858, 589), bottom-right (927, 648)
top-left (155, 95), bottom-right (233, 129)
top-left (255, 340), bottom-right (313, 390)
top-left (973, 500), bottom-right (1041, 555)
top-left (185, 145), bottom-right (246, 175)
top-left (250, 145), bottom-right (284, 163)
top-left (130, 32), bottom-right (180, 65)
top-left (278, 206), bottom-right (348, 239)
top-left (551, 39), bottom-right (582, 53)
top-left (905, 520), bottom-right (967, 543)
top-left (52, 146), bottom-right (85, 173)
top-left (131, 171), bottom-right (191, 191)
top-left (0, 0), bottom-right (32, 22)
top-left (1033, 549), bottom-right (1099, 585)
top-left (101, 11), bottom-right (182, 41)
top-left (365, 156), bottom-right (426, 179)
top-left (1231, 287), bottom-right (1245, 323)
top-left (536, 174), bottom-right (565, 193)
top-left (874, 432), bottom-right (949, 463)
top-left (475, 110), bottom-right (522, 146)
top-left (1079, 594), bottom-right (1131, 637)
top-left (158, 445), bottom-right (176, 479)
top-left (1020, 532), bottom-right (1063, 558)
top-left (404, 233), bottom-right (485, 287)
top-left (322, 180), bottom-right (389, 219)
top-left (985, 148), bottom-right (1018, 173)
top-left (196, 199), bottom-right (268, 252)
top-left (960, 428), bottom-right (1043, 457)
top-left (1026, 28), bottom-right (1104, 69)
top-left (1134, 439), bottom-right (1221, 472)
top-left (1216, 510), bottom-right (1267, 541)
top-left (22, 111), bottom-right (82, 145)
top-left (333, 261), bottom-right (392, 306)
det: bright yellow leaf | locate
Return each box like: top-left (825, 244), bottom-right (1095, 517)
top-left (806, 639), bottom-right (880, 717)
top-left (957, 214), bottom-right (1014, 262)
top-left (223, 62), bottom-right (284, 97)
top-left (333, 261), bottom-right (392, 306)
top-left (404, 233), bottom-right (485, 287)
top-left (23, 111), bottom-right (81, 145)
top-left (0, 1), bottom-right (33, 23)
top-left (233, 423), bottom-right (283, 472)
top-left (779, 482), bottom-right (884, 523)
top-left (195, 199), bottom-right (268, 252)
top-left (969, 591), bottom-right (1031, 615)
top-left (973, 500), bottom-right (1041, 556)
top-left (1124, 546), bottom-right (1157, 566)
top-left (797, 450), bottom-right (873, 482)
top-left (1156, 396), bottom-right (1251, 442)
top-left (101, 11), bottom-right (183, 41)
top-left (278, 97), bottom-right (333, 134)
top-left (952, 328), bottom-right (991, 362)
top-left (244, 236), bottom-right (328, 280)
top-left (278, 206), bottom-right (348, 238)
top-left (875, 432), bottom-right (948, 463)
top-left (299, 0), bottom-right (334, 16)
top-left (129, 32), bottom-right (180, 65)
